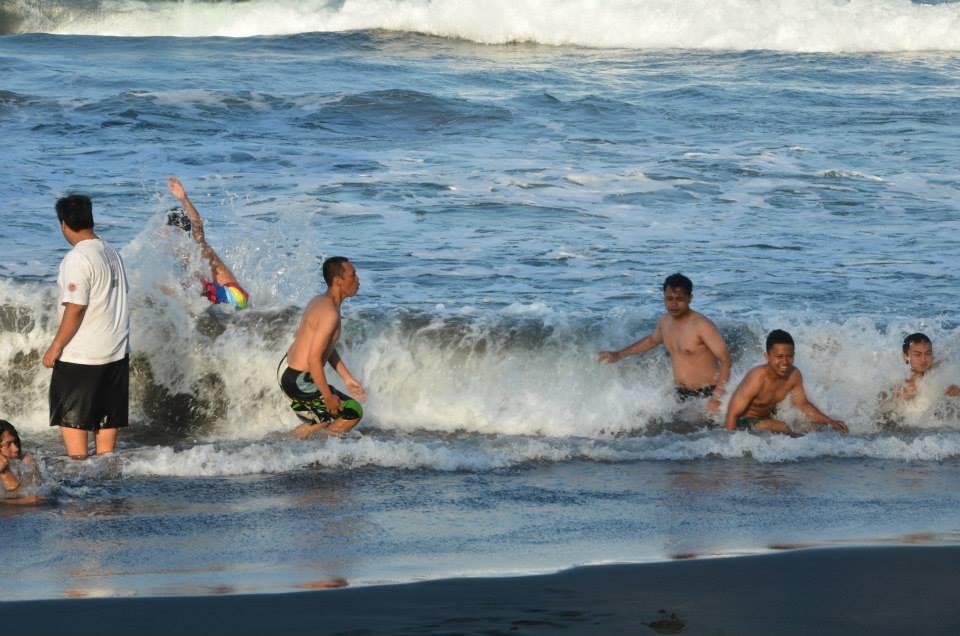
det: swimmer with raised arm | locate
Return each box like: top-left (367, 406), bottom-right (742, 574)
top-left (724, 330), bottom-right (847, 435)
top-left (167, 176), bottom-right (249, 310)
top-left (887, 333), bottom-right (960, 401)
top-left (280, 257), bottom-right (366, 438)
top-left (598, 273), bottom-right (731, 414)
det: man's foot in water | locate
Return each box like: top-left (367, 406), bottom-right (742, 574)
top-left (291, 422), bottom-right (344, 439)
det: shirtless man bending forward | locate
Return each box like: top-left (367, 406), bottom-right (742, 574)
top-left (598, 273), bottom-right (731, 414)
top-left (724, 329), bottom-right (847, 435)
top-left (280, 257), bottom-right (366, 438)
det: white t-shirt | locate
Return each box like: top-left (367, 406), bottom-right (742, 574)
top-left (57, 238), bottom-right (130, 365)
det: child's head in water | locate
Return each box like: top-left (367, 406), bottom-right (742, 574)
top-left (0, 420), bottom-right (23, 460)
top-left (902, 333), bottom-right (934, 375)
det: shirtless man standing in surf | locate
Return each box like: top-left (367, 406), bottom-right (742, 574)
top-left (724, 329), bottom-right (847, 435)
top-left (598, 273), bottom-right (731, 414)
top-left (280, 257), bottom-right (366, 438)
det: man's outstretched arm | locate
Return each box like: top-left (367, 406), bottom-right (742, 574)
top-left (168, 176), bottom-right (206, 244)
top-left (168, 176), bottom-right (238, 285)
top-left (789, 378), bottom-right (848, 433)
top-left (598, 320), bottom-right (663, 363)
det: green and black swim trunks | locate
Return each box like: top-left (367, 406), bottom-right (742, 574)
top-left (736, 408), bottom-right (779, 431)
top-left (279, 366), bottom-right (363, 425)
top-left (736, 416), bottom-right (762, 431)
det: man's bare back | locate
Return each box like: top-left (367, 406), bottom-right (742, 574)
top-left (287, 295), bottom-right (340, 372)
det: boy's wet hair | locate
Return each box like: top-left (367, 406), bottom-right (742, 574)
top-left (56, 194), bottom-right (94, 232)
top-left (766, 329), bottom-right (795, 352)
top-left (166, 207), bottom-right (192, 232)
top-left (0, 420), bottom-right (22, 459)
top-left (662, 273), bottom-right (693, 295)
top-left (902, 332), bottom-right (932, 354)
top-left (323, 256), bottom-right (350, 286)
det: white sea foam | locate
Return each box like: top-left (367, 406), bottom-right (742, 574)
top-left (12, 0), bottom-right (960, 53)
top-left (6, 254), bottom-right (960, 445)
top-left (111, 428), bottom-right (960, 478)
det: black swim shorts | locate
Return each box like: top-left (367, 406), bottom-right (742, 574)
top-left (280, 366), bottom-right (363, 425)
top-left (49, 356), bottom-right (129, 430)
top-left (675, 385), bottom-right (716, 401)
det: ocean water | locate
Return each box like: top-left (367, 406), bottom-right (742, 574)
top-left (2, 0), bottom-right (960, 601)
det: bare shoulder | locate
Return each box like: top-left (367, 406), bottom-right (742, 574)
top-left (305, 294), bottom-right (334, 315)
top-left (737, 365), bottom-right (770, 393)
top-left (786, 367), bottom-right (804, 388)
top-left (652, 313), bottom-right (668, 337)
top-left (692, 311), bottom-right (721, 333)
top-left (299, 295), bottom-right (329, 326)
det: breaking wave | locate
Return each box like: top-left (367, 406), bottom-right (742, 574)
top-left (4, 0), bottom-right (960, 53)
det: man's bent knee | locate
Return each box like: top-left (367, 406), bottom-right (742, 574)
top-left (327, 418), bottom-right (360, 434)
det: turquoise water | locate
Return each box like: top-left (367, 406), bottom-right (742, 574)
top-left (2, 0), bottom-right (960, 600)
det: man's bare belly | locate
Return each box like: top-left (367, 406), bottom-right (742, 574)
top-left (670, 352), bottom-right (720, 390)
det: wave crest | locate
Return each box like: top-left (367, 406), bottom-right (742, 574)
top-left (6, 0), bottom-right (960, 53)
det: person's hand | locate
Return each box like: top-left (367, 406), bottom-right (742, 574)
top-left (324, 392), bottom-right (343, 415)
top-left (827, 419), bottom-right (848, 434)
top-left (345, 379), bottom-right (367, 402)
top-left (706, 397), bottom-right (722, 414)
top-left (42, 343), bottom-right (62, 369)
top-left (945, 384), bottom-right (960, 397)
top-left (167, 176), bottom-right (186, 201)
top-left (597, 351), bottom-right (618, 364)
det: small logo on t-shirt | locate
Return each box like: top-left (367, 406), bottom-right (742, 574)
top-left (68, 283), bottom-right (77, 292)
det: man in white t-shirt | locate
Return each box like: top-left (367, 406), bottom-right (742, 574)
top-left (43, 195), bottom-right (130, 459)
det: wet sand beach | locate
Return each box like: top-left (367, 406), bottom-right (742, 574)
top-left (8, 546), bottom-right (960, 636)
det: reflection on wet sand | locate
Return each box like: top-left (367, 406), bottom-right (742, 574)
top-left (296, 577), bottom-right (348, 590)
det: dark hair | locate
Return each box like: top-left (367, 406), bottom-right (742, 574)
top-left (56, 195), bottom-right (94, 231)
top-left (766, 329), bottom-right (795, 352)
top-left (902, 332), bottom-right (932, 354)
top-left (662, 273), bottom-right (693, 295)
top-left (322, 256), bottom-right (350, 286)
top-left (0, 420), bottom-right (22, 459)
top-left (166, 207), bottom-right (192, 232)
